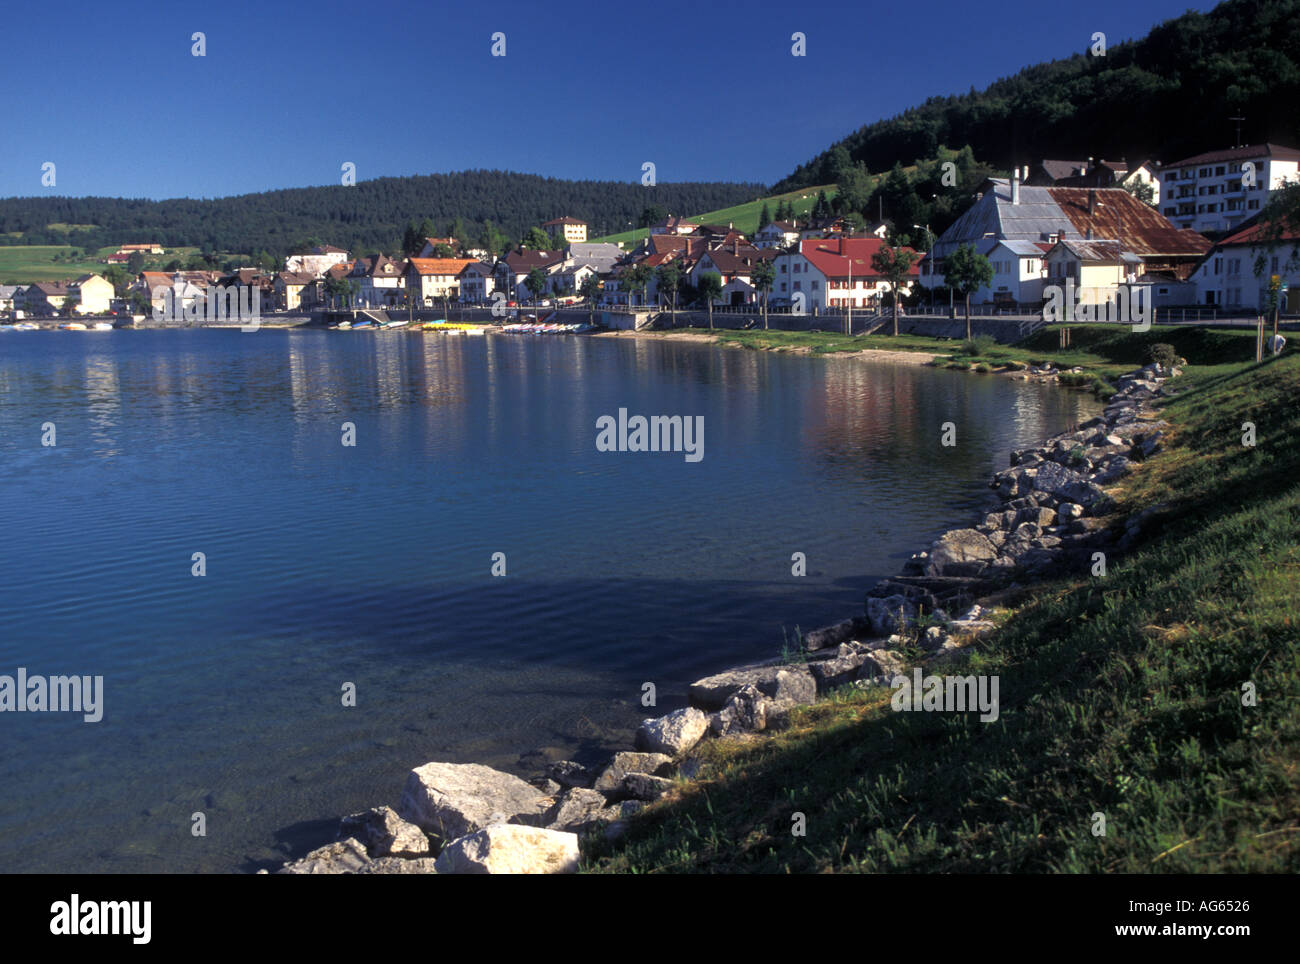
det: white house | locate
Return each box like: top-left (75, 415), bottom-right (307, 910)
top-left (1191, 216), bottom-right (1300, 312)
top-left (754, 220), bottom-right (800, 249)
top-left (404, 258), bottom-right (477, 305)
top-left (285, 245), bottom-right (350, 277)
top-left (772, 237), bottom-right (920, 312)
top-left (1157, 143), bottom-right (1300, 235)
top-left (457, 262), bottom-right (497, 303)
top-left (349, 255), bottom-right (406, 307)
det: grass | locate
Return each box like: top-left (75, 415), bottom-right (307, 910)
top-left (678, 323), bottom-right (1270, 387)
top-left (0, 244), bottom-right (211, 283)
top-left (590, 185), bottom-right (840, 247)
top-left (583, 351), bottom-right (1300, 873)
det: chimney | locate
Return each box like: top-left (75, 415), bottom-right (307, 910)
top-left (1088, 189), bottom-right (1098, 217)
top-left (1011, 167), bottom-right (1021, 205)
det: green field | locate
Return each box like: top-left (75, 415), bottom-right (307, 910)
top-left (0, 245), bottom-right (207, 283)
top-left (590, 185), bottom-right (841, 246)
top-left (583, 338), bottom-right (1300, 874)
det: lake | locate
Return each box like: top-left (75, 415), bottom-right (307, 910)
top-left (0, 329), bottom-right (1098, 872)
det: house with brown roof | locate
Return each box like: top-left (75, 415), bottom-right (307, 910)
top-left (68, 274), bottom-right (114, 315)
top-left (542, 217), bottom-right (587, 244)
top-left (754, 220), bottom-right (801, 249)
top-left (687, 242), bottom-right (775, 305)
top-left (20, 282), bottom-right (71, 316)
top-left (923, 172), bottom-right (1210, 302)
top-left (348, 255), bottom-right (406, 307)
top-left (650, 216), bottom-right (698, 236)
top-left (1156, 143), bottom-right (1300, 235)
top-left (403, 258), bottom-right (478, 305)
top-left (494, 249), bottom-right (565, 301)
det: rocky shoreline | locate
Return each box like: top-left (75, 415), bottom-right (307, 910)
top-left (267, 360), bottom-right (1181, 875)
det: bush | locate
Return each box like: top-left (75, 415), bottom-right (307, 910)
top-left (974, 363), bottom-right (991, 373)
top-left (1004, 360), bottom-right (1027, 371)
top-left (946, 360), bottom-right (971, 370)
top-left (957, 334), bottom-right (997, 356)
top-left (1146, 343), bottom-right (1179, 368)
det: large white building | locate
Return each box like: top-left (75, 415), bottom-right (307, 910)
top-left (284, 244), bottom-right (350, 277)
top-left (1157, 144), bottom-right (1300, 235)
top-left (1191, 216), bottom-right (1300, 312)
top-left (772, 237), bottom-right (920, 312)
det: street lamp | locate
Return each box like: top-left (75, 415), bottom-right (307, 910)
top-left (914, 223), bottom-right (935, 313)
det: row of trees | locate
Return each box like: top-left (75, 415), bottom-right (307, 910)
top-left (774, 0), bottom-right (1300, 196)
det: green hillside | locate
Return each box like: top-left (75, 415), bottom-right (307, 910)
top-left (585, 338), bottom-right (1300, 873)
top-left (590, 185), bottom-right (839, 246)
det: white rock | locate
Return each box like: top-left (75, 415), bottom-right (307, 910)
top-left (398, 761), bottom-right (551, 841)
top-left (635, 707), bottom-right (709, 757)
top-left (434, 825), bottom-right (581, 875)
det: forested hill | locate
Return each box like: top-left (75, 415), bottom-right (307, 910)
top-left (774, 0), bottom-right (1300, 192)
top-left (0, 171), bottom-right (765, 256)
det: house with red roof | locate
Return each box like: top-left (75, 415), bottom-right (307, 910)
top-left (772, 237), bottom-right (921, 312)
top-left (1189, 213), bottom-right (1300, 313)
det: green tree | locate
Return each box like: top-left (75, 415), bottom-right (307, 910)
top-left (757, 202), bottom-right (772, 231)
top-left (579, 274), bottom-right (601, 324)
top-left (625, 262), bottom-right (653, 308)
top-left (812, 189), bottom-right (832, 220)
top-left (402, 221), bottom-right (423, 255)
top-left (697, 271), bottom-right (723, 329)
top-left (127, 251), bottom-right (146, 274)
top-left (522, 227), bottom-right (551, 251)
top-left (944, 243), bottom-right (994, 340)
top-left (871, 244), bottom-right (922, 336)
top-left (524, 267), bottom-right (549, 304)
top-left (656, 261), bottom-right (682, 324)
top-left (639, 204), bottom-right (668, 229)
top-left (751, 260), bottom-right (776, 329)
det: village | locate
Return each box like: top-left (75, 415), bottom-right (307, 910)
top-left (2, 142), bottom-right (1298, 330)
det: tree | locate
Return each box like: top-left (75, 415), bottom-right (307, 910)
top-left (944, 243), bottom-right (994, 340)
top-left (1122, 178), bottom-right (1157, 207)
top-left (61, 294), bottom-right (79, 317)
top-left (639, 204), bottom-right (668, 229)
top-left (751, 260), bottom-right (775, 329)
top-left (835, 162), bottom-right (873, 218)
top-left (812, 189), bottom-right (832, 220)
top-left (522, 227), bottom-right (551, 251)
top-left (401, 221), bottom-right (423, 255)
top-left (524, 267), bottom-right (548, 304)
top-left (127, 251), bottom-right (146, 274)
top-left (656, 262), bottom-right (682, 325)
top-left (757, 202), bottom-right (772, 231)
top-left (625, 262), bottom-right (653, 308)
top-left (579, 274), bottom-right (601, 324)
top-left (103, 264), bottom-right (132, 295)
top-left (430, 243), bottom-right (456, 258)
top-left (697, 271), bottom-right (723, 329)
top-left (871, 244), bottom-right (922, 336)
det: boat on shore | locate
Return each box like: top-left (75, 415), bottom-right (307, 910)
top-left (59, 322), bottom-right (88, 331)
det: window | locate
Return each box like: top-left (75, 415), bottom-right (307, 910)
top-left (780, 263), bottom-right (786, 272)
top-left (1215, 166), bottom-right (1225, 175)
top-left (811, 281), bottom-right (820, 290)
top-left (793, 281), bottom-right (801, 291)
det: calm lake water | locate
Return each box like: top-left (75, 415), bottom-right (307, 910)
top-left (0, 329), bottom-right (1098, 873)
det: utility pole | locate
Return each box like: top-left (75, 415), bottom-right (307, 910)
top-left (1229, 116), bottom-right (1245, 149)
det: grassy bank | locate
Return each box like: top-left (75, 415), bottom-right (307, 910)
top-left (682, 324), bottom-right (1266, 379)
top-left (590, 185), bottom-right (838, 247)
top-left (583, 351), bottom-right (1300, 873)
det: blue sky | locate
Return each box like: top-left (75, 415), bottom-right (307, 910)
top-left (2, 0), bottom-right (1218, 200)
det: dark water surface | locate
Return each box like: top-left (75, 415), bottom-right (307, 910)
top-left (0, 329), bottom-right (1098, 872)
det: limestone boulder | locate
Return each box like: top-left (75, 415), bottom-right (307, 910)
top-left (434, 825), bottom-right (581, 875)
top-left (398, 761), bottom-right (551, 841)
top-left (338, 806), bottom-right (429, 858)
top-left (635, 707), bottom-right (709, 757)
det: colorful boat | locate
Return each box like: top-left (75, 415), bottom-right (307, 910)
top-left (59, 322), bottom-right (88, 330)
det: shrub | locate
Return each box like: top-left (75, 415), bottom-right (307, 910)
top-left (1146, 343), bottom-right (1179, 368)
top-left (975, 363), bottom-right (991, 373)
top-left (957, 334), bottom-right (997, 356)
top-left (1004, 360), bottom-right (1027, 371)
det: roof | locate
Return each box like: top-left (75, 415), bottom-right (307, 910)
top-left (795, 237), bottom-right (921, 279)
top-left (406, 257), bottom-right (477, 276)
top-left (1039, 159), bottom-right (1090, 181)
top-left (1051, 187), bottom-right (1211, 257)
top-left (760, 220), bottom-right (799, 233)
top-left (1215, 213), bottom-right (1300, 247)
top-left (1162, 142), bottom-right (1300, 170)
top-left (1047, 240), bottom-right (1144, 265)
top-left (293, 244), bottom-right (348, 255)
top-left (140, 271), bottom-right (172, 286)
top-left (503, 250), bottom-right (564, 272)
top-left (458, 261), bottom-right (495, 276)
top-left (935, 180), bottom-right (1210, 259)
top-left (542, 217), bottom-right (587, 226)
top-left (31, 282), bottom-right (69, 295)
top-left (277, 271), bottom-right (318, 285)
